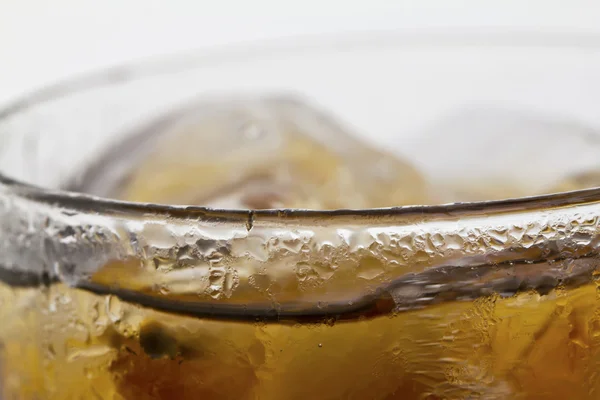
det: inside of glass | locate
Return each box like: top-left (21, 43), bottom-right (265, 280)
top-left (2, 32), bottom-right (600, 208)
top-left (4, 33), bottom-right (600, 400)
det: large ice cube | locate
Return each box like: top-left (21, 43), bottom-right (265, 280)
top-left (77, 95), bottom-right (429, 209)
top-left (402, 107), bottom-right (600, 202)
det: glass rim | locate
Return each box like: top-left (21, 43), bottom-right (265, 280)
top-left (4, 168), bottom-right (600, 321)
top-left (3, 172), bottom-right (600, 223)
top-left (3, 28), bottom-right (600, 118)
top-left (3, 29), bottom-right (600, 320)
top-left (2, 28), bottom-right (600, 219)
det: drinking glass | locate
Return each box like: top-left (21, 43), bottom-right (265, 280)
top-left (2, 31), bottom-right (600, 399)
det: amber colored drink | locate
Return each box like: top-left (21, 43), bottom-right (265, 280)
top-left (2, 96), bottom-right (600, 400)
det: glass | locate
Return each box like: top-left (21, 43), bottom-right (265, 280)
top-left (2, 31), bottom-right (600, 399)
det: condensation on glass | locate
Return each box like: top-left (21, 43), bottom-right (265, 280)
top-left (2, 32), bottom-right (600, 400)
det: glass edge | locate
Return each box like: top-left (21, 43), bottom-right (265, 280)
top-left (3, 173), bottom-right (600, 222)
top-left (3, 28), bottom-right (600, 118)
top-left (2, 28), bottom-right (600, 220)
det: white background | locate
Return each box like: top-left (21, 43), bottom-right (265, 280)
top-left (2, 0), bottom-right (600, 107)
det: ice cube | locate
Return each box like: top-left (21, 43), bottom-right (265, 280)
top-left (77, 95), bottom-right (429, 209)
top-left (402, 107), bottom-right (600, 202)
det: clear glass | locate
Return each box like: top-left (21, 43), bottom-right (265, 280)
top-left (2, 31), bottom-right (600, 399)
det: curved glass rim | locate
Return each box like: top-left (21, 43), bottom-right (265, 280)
top-left (3, 173), bottom-right (600, 224)
top-left (2, 28), bottom-right (600, 221)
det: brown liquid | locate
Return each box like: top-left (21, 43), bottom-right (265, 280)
top-left (2, 281), bottom-right (600, 399)
top-left (3, 96), bottom-right (600, 399)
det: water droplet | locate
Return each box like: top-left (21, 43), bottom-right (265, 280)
top-left (158, 284), bottom-right (171, 295)
top-left (295, 262), bottom-right (323, 290)
top-left (89, 301), bottom-right (100, 323)
top-left (67, 345), bottom-right (114, 363)
top-left (105, 295), bottom-right (124, 323)
top-left (444, 233), bottom-right (465, 250)
top-left (249, 273), bottom-right (272, 293)
top-left (223, 268), bottom-right (239, 297)
top-left (509, 225), bottom-right (526, 242)
top-left (429, 233), bottom-right (445, 249)
top-left (356, 256), bottom-right (384, 280)
top-left (312, 262), bottom-right (335, 280)
top-left (196, 267), bottom-right (240, 299)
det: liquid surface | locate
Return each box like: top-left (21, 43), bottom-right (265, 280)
top-left (3, 96), bottom-right (600, 399)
